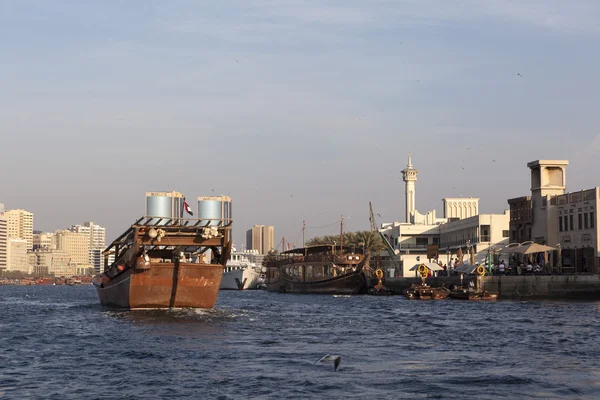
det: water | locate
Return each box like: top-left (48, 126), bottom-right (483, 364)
top-left (1, 286), bottom-right (600, 399)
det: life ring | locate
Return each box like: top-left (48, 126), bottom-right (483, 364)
top-left (476, 265), bottom-right (486, 276)
top-left (375, 269), bottom-right (384, 279)
top-left (417, 264), bottom-right (428, 275)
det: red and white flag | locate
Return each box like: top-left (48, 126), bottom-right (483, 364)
top-left (183, 199), bottom-right (193, 216)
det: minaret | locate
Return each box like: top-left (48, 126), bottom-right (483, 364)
top-left (401, 153), bottom-right (418, 223)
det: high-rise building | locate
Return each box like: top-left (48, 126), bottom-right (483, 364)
top-left (53, 230), bottom-right (91, 267)
top-left (4, 209), bottom-right (34, 250)
top-left (0, 213), bottom-right (7, 272)
top-left (7, 237), bottom-right (29, 273)
top-left (69, 221), bottom-right (106, 272)
top-left (246, 225), bottom-right (275, 255)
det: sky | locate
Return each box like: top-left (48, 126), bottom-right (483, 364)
top-left (1, 0), bottom-right (599, 247)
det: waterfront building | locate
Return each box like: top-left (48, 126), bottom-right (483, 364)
top-left (0, 203), bottom-right (4, 213)
top-left (68, 222), bottom-right (106, 272)
top-left (0, 213), bottom-right (7, 272)
top-left (90, 249), bottom-right (103, 274)
top-left (379, 154), bottom-right (509, 277)
top-left (507, 196), bottom-right (533, 243)
top-left (507, 159), bottom-right (599, 273)
top-left (4, 209), bottom-right (34, 250)
top-left (246, 225), bottom-right (274, 255)
top-left (33, 231), bottom-right (55, 250)
top-left (6, 238), bottom-right (29, 273)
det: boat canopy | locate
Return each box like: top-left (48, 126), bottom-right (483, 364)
top-left (281, 245), bottom-right (359, 255)
top-left (409, 262), bottom-right (444, 271)
top-left (454, 264), bottom-right (478, 274)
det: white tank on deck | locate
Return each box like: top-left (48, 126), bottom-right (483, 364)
top-left (197, 196), bottom-right (232, 226)
top-left (145, 191), bottom-right (184, 225)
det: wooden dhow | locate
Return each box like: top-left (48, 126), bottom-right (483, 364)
top-left (92, 216), bottom-right (232, 309)
top-left (264, 245), bottom-right (368, 295)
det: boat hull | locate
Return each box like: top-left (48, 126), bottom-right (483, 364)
top-left (95, 263), bottom-right (223, 309)
top-left (404, 285), bottom-right (450, 300)
top-left (266, 271), bottom-right (366, 295)
top-left (220, 268), bottom-right (260, 290)
top-left (449, 289), bottom-right (498, 301)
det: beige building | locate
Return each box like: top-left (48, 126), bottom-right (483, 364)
top-left (53, 230), bottom-right (91, 267)
top-left (509, 159), bottom-right (600, 274)
top-left (69, 222), bottom-right (106, 272)
top-left (246, 225), bottom-right (275, 255)
top-left (5, 209), bottom-right (34, 250)
top-left (30, 249), bottom-right (76, 277)
top-left (33, 232), bottom-right (55, 250)
top-left (0, 213), bottom-right (7, 272)
top-left (551, 188), bottom-right (599, 273)
top-left (7, 237), bottom-right (29, 273)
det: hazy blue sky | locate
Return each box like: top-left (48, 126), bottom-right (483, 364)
top-left (1, 0), bottom-right (599, 247)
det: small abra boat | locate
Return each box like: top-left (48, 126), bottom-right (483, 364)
top-left (403, 263), bottom-right (450, 300)
top-left (367, 268), bottom-right (394, 296)
top-left (404, 283), bottom-right (450, 300)
top-left (449, 287), bottom-right (498, 301)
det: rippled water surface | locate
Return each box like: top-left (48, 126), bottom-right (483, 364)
top-left (1, 286), bottom-right (600, 399)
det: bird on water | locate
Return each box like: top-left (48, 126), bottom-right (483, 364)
top-left (316, 355), bottom-right (341, 371)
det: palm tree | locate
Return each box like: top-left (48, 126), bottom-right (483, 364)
top-left (306, 231), bottom-right (385, 255)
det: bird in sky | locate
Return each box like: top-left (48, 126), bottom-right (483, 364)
top-left (517, 73), bottom-right (522, 77)
top-left (377, 213), bottom-right (381, 218)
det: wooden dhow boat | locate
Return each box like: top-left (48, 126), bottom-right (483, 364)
top-left (92, 216), bottom-right (232, 309)
top-left (264, 245), bottom-right (368, 295)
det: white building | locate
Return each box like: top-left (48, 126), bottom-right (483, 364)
top-left (379, 154), bottom-right (509, 277)
top-left (4, 209), bottom-right (34, 250)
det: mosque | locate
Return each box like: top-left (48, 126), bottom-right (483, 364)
top-left (379, 154), bottom-right (510, 277)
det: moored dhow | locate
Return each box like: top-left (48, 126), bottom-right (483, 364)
top-left (264, 245), bottom-right (368, 295)
top-left (92, 215), bottom-right (232, 309)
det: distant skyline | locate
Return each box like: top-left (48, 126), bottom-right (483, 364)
top-left (1, 1), bottom-right (599, 246)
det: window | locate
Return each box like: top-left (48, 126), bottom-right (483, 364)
top-left (584, 213), bottom-right (589, 229)
top-left (564, 216), bottom-right (569, 231)
top-left (502, 230), bottom-right (510, 238)
top-left (432, 237), bottom-right (439, 245)
top-left (591, 212), bottom-right (595, 229)
top-left (578, 214), bottom-right (583, 230)
top-left (559, 217), bottom-right (563, 232)
top-left (416, 237), bottom-right (428, 246)
top-left (569, 215), bottom-right (574, 231)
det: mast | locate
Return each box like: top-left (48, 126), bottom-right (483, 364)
top-left (340, 215), bottom-right (343, 253)
top-left (303, 220), bottom-right (306, 256)
top-left (302, 220), bottom-right (305, 248)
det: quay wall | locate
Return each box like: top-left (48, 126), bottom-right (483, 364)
top-left (481, 275), bottom-right (600, 299)
top-left (379, 275), bottom-right (600, 299)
